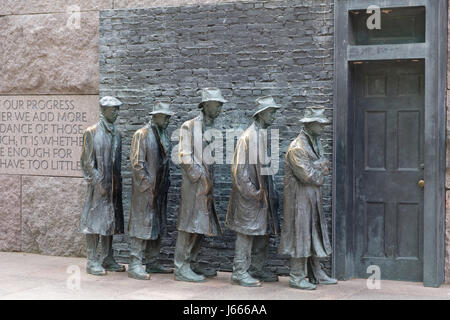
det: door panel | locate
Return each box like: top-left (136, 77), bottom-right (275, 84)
top-left (354, 60), bottom-right (424, 282)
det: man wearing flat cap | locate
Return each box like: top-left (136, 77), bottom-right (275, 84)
top-left (128, 102), bottom-right (175, 280)
top-left (80, 96), bottom-right (125, 276)
top-left (226, 96), bottom-right (281, 287)
top-left (279, 106), bottom-right (337, 290)
top-left (174, 88), bottom-right (226, 282)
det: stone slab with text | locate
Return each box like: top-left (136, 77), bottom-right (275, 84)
top-left (0, 95), bottom-right (98, 177)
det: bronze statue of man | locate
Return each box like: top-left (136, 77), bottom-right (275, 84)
top-left (128, 102), bottom-right (175, 280)
top-left (174, 88), bottom-right (226, 282)
top-left (79, 96), bottom-right (125, 276)
top-left (226, 96), bottom-right (281, 287)
top-left (279, 106), bottom-right (337, 290)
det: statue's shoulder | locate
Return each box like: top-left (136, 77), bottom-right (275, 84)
top-left (241, 123), bottom-right (256, 140)
top-left (134, 125), bottom-right (149, 138)
top-left (290, 132), bottom-right (308, 151)
top-left (84, 122), bottom-right (100, 136)
top-left (181, 116), bottom-right (198, 130)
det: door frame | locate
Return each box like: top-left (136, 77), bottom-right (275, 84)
top-left (333, 0), bottom-right (448, 287)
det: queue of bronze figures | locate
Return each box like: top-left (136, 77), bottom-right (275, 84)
top-left (79, 88), bottom-right (337, 290)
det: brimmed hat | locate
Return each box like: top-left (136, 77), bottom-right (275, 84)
top-left (252, 96), bottom-right (281, 118)
top-left (198, 88), bottom-right (227, 108)
top-left (100, 96), bottom-right (122, 108)
top-left (300, 106), bottom-right (330, 124)
top-left (150, 101), bottom-right (174, 116)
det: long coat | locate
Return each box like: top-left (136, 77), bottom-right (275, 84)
top-left (79, 117), bottom-right (124, 236)
top-left (177, 113), bottom-right (222, 236)
top-left (129, 123), bottom-right (171, 240)
top-left (279, 130), bottom-right (332, 258)
top-left (226, 123), bottom-right (279, 236)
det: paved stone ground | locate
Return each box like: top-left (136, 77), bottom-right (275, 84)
top-left (1, 252), bottom-right (450, 300)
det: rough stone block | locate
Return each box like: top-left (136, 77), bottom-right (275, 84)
top-left (0, 175), bottom-right (21, 252)
top-left (0, 95), bottom-right (99, 177)
top-left (0, 0), bottom-right (113, 15)
top-left (446, 91), bottom-right (450, 189)
top-left (446, 190), bottom-right (450, 283)
top-left (0, 12), bottom-right (99, 95)
top-left (21, 176), bottom-right (87, 257)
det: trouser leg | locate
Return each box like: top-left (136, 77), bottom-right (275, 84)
top-left (85, 234), bottom-right (107, 275)
top-left (145, 237), bottom-right (161, 264)
top-left (290, 257), bottom-right (308, 283)
top-left (174, 231), bottom-right (198, 271)
top-left (145, 237), bottom-right (173, 273)
top-left (174, 231), bottom-right (205, 281)
top-left (86, 234), bottom-right (99, 262)
top-left (129, 237), bottom-right (146, 268)
top-left (190, 234), bottom-right (204, 265)
top-left (100, 235), bottom-right (113, 263)
top-left (307, 256), bottom-right (319, 283)
top-left (128, 237), bottom-right (150, 280)
top-left (250, 235), bottom-right (269, 273)
top-left (307, 256), bottom-right (337, 284)
top-left (101, 235), bottom-right (125, 272)
top-left (232, 233), bottom-right (253, 279)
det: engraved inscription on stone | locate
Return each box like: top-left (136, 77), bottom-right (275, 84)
top-left (0, 96), bottom-right (98, 177)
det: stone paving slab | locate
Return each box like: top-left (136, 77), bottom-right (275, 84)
top-left (0, 252), bottom-right (450, 300)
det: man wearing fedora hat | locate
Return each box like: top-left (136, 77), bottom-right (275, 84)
top-left (128, 102), bottom-right (175, 280)
top-left (174, 88), bottom-right (227, 282)
top-left (79, 96), bottom-right (125, 276)
top-left (279, 106), bottom-right (337, 290)
top-left (226, 96), bottom-right (281, 287)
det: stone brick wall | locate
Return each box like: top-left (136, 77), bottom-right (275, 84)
top-left (99, 0), bottom-right (334, 275)
top-left (446, 3), bottom-right (450, 284)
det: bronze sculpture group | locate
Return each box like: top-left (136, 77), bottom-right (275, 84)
top-left (80, 89), bottom-right (337, 290)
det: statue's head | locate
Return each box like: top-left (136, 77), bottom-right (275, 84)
top-left (304, 121), bottom-right (326, 136)
top-left (253, 96), bottom-right (281, 128)
top-left (255, 107), bottom-right (277, 129)
top-left (300, 106), bottom-right (330, 136)
top-left (151, 102), bottom-right (174, 130)
top-left (99, 96), bottom-right (122, 124)
top-left (201, 100), bottom-right (223, 120)
top-left (198, 88), bottom-right (227, 120)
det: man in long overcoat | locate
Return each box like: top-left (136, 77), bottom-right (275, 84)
top-left (279, 106), bottom-right (337, 290)
top-left (226, 96), bottom-right (281, 287)
top-left (174, 88), bottom-right (227, 282)
top-left (128, 102), bottom-right (174, 280)
top-left (80, 96), bottom-right (125, 276)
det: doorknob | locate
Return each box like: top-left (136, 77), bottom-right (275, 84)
top-left (418, 180), bottom-right (425, 188)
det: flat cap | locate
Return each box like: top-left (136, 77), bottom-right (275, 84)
top-left (99, 96), bottom-right (122, 108)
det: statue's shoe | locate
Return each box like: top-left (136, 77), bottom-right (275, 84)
top-left (128, 268), bottom-right (151, 280)
top-left (102, 260), bottom-right (126, 272)
top-left (192, 265), bottom-right (217, 278)
top-left (146, 263), bottom-right (173, 274)
top-left (249, 270), bottom-right (279, 282)
top-left (174, 267), bottom-right (206, 283)
top-left (289, 279), bottom-right (316, 290)
top-left (310, 276), bottom-right (338, 285)
top-left (231, 273), bottom-right (262, 287)
top-left (309, 271), bottom-right (338, 285)
top-left (86, 262), bottom-right (107, 276)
